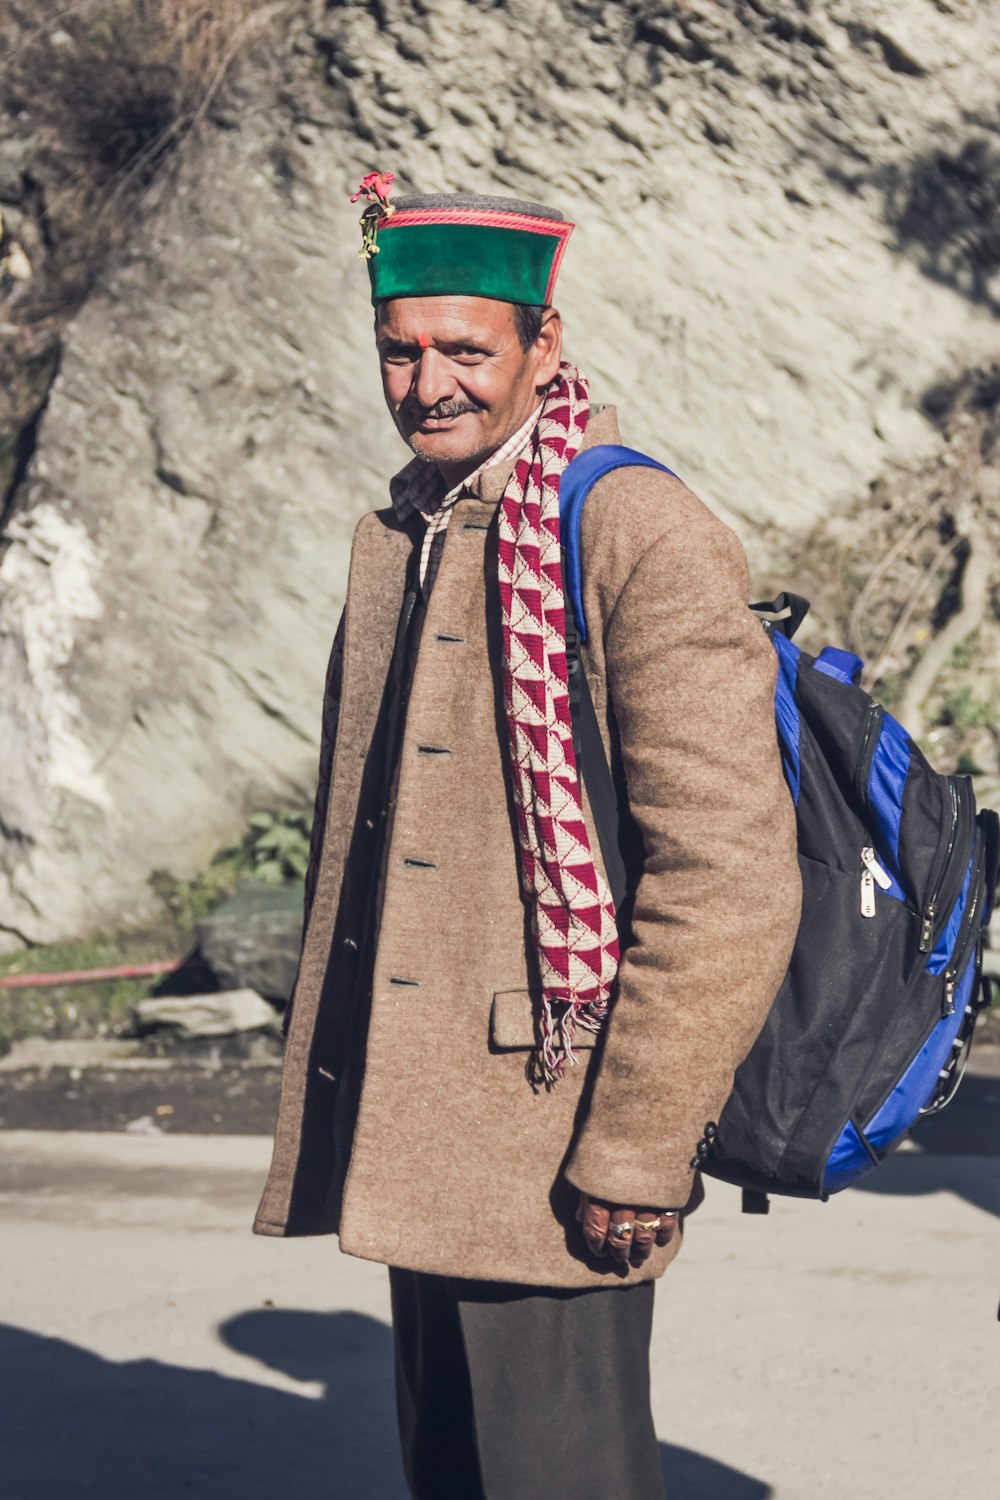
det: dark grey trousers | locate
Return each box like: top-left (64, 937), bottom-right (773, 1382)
top-left (389, 1268), bottom-right (667, 1500)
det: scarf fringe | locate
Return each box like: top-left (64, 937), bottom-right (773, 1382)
top-left (539, 995), bottom-right (610, 1084)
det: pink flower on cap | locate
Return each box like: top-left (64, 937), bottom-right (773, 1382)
top-left (350, 171), bottom-right (395, 205)
top-left (351, 171), bottom-right (396, 259)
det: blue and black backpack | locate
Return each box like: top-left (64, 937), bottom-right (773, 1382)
top-left (560, 444), bottom-right (1000, 1207)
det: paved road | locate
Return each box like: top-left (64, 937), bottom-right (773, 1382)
top-left (1, 1071), bottom-right (998, 1499)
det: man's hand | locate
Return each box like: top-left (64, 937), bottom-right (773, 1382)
top-left (575, 1192), bottom-right (679, 1267)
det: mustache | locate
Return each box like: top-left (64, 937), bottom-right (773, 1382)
top-left (400, 395), bottom-right (481, 423)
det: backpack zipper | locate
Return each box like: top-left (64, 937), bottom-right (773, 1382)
top-left (854, 702), bottom-right (885, 800)
top-left (854, 703), bottom-right (885, 918)
top-left (834, 899), bottom-right (984, 1187)
top-left (860, 845), bottom-right (892, 917)
top-left (918, 778), bottom-right (961, 953)
top-left (940, 830), bottom-right (986, 1016)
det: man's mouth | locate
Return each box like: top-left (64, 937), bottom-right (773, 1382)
top-left (418, 413), bottom-right (466, 430)
top-left (404, 403), bottom-right (479, 434)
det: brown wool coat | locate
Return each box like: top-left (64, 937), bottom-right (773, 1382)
top-left (254, 407), bottom-right (801, 1289)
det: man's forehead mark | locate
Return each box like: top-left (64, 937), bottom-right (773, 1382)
top-left (418, 332), bottom-right (430, 349)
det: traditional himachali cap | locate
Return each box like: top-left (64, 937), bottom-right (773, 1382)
top-left (349, 172), bottom-right (574, 305)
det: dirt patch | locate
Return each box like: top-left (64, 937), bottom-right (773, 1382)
top-left (0, 1060), bottom-right (280, 1133)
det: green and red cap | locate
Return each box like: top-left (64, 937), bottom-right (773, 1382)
top-left (350, 174), bottom-right (574, 306)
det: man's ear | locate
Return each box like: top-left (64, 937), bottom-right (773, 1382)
top-left (533, 307), bottom-right (563, 387)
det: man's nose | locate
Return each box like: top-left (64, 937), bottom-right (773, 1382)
top-left (413, 348), bottom-right (456, 410)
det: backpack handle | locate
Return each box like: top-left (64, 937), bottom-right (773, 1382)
top-left (749, 592), bottom-right (811, 640)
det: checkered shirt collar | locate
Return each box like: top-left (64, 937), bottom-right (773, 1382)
top-left (389, 405), bottom-right (544, 524)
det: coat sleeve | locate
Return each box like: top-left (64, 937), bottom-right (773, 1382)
top-left (564, 495), bottom-right (801, 1210)
top-left (282, 609), bottom-right (345, 1037)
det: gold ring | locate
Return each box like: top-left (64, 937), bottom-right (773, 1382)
top-left (608, 1221), bottom-right (634, 1240)
top-left (635, 1218), bottom-right (661, 1232)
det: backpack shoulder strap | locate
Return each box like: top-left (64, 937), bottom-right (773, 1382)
top-left (560, 444), bottom-right (677, 643)
top-left (559, 444), bottom-right (677, 912)
top-left (563, 575), bottom-right (628, 909)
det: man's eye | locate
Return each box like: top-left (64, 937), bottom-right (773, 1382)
top-left (382, 350), bottom-right (418, 364)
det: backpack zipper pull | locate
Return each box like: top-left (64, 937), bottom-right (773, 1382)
top-left (861, 846), bottom-right (893, 890)
top-left (942, 971), bottom-right (956, 1017)
top-left (860, 846), bottom-right (890, 917)
top-left (919, 904), bottom-right (936, 953)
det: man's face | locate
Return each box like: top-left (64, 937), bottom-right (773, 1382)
top-left (376, 296), bottom-right (562, 479)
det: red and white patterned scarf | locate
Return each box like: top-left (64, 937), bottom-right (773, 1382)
top-left (498, 363), bottom-right (620, 1080)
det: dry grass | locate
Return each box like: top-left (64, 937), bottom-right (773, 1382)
top-left (58, 2), bottom-right (275, 182)
top-left (1, 1), bottom-right (282, 298)
top-left (775, 367), bottom-right (1000, 779)
top-left (7, 2), bottom-right (279, 194)
top-left (0, 0), bottom-right (283, 522)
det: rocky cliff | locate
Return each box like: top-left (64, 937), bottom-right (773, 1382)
top-left (2, 0), bottom-right (999, 946)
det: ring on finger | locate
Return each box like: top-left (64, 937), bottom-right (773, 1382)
top-left (635, 1217), bottom-right (660, 1232)
top-left (608, 1221), bottom-right (634, 1241)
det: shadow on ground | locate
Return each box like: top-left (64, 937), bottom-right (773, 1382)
top-left (851, 1074), bottom-right (1000, 1218)
top-left (1, 1309), bottom-right (771, 1498)
top-left (908, 1073), bottom-right (1000, 1159)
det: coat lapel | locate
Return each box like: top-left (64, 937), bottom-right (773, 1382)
top-left (257, 509), bottom-right (414, 1236)
top-left (301, 510), bottom-right (414, 964)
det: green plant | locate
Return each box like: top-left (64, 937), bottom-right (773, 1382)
top-left (246, 809), bottom-right (312, 883)
top-left (149, 850), bottom-right (250, 935)
top-left (150, 806), bottom-right (311, 934)
top-left (938, 686), bottom-right (997, 732)
top-left (0, 934), bottom-right (177, 1046)
top-left (948, 631), bottom-right (980, 673)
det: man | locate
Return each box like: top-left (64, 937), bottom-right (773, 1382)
top-left (255, 182), bottom-right (800, 1499)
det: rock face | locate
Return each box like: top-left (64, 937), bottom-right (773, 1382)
top-left (2, 0), bottom-right (999, 946)
top-left (197, 884), bottom-right (304, 1003)
top-left (132, 989), bottom-right (279, 1040)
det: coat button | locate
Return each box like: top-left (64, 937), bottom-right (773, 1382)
top-left (696, 1139), bottom-right (709, 1159)
top-left (689, 1156), bottom-right (700, 1171)
top-left (704, 1121), bottom-right (718, 1139)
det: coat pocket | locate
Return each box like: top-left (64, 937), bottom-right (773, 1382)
top-left (489, 989), bottom-right (598, 1052)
